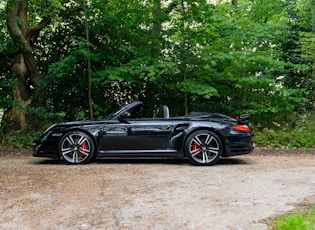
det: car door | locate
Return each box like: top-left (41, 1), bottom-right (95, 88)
top-left (98, 119), bottom-right (174, 152)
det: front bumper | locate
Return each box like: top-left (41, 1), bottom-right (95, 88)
top-left (32, 136), bottom-right (59, 159)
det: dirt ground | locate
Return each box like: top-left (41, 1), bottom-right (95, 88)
top-left (0, 146), bottom-right (315, 230)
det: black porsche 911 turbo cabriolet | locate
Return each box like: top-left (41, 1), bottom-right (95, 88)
top-left (33, 101), bottom-right (254, 166)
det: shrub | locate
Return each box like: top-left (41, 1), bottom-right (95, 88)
top-left (254, 112), bottom-right (315, 148)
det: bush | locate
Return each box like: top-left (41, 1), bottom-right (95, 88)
top-left (1, 108), bottom-right (315, 149)
top-left (0, 107), bottom-right (60, 149)
top-left (0, 123), bottom-right (52, 149)
top-left (254, 112), bottom-right (315, 148)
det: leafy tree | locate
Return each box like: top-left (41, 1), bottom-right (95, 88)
top-left (294, 0), bottom-right (315, 105)
top-left (3, 0), bottom-right (63, 131)
top-left (1, 0), bottom-right (314, 137)
top-left (160, 0), bottom-right (304, 118)
top-left (0, 5), bottom-right (15, 115)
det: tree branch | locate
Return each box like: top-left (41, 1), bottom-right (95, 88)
top-left (31, 16), bottom-right (52, 32)
top-left (6, 0), bottom-right (32, 53)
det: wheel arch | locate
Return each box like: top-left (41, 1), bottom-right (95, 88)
top-left (182, 127), bottom-right (227, 156)
top-left (59, 127), bottom-right (98, 155)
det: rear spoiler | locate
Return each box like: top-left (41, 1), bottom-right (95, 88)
top-left (237, 114), bottom-right (251, 124)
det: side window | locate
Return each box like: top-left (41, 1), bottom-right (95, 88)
top-left (127, 104), bottom-right (168, 119)
top-left (129, 106), bottom-right (144, 118)
top-left (128, 104), bottom-right (156, 119)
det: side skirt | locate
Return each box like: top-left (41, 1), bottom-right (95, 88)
top-left (97, 149), bottom-right (183, 159)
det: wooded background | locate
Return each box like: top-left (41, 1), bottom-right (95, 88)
top-left (0, 0), bottom-right (314, 136)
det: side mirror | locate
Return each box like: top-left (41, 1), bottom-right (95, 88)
top-left (119, 111), bottom-right (131, 122)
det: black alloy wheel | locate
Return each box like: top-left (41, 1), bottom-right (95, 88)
top-left (185, 130), bottom-right (222, 166)
top-left (59, 131), bottom-right (94, 164)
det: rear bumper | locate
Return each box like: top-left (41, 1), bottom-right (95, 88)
top-left (223, 134), bottom-right (254, 157)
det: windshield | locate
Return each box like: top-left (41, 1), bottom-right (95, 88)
top-left (105, 101), bottom-right (142, 120)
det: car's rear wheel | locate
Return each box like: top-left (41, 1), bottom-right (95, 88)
top-left (185, 130), bottom-right (222, 166)
top-left (59, 131), bottom-right (94, 164)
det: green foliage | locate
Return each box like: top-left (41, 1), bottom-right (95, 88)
top-left (1, 0), bottom-right (315, 140)
top-left (254, 113), bottom-right (315, 148)
top-left (271, 205), bottom-right (315, 230)
top-left (28, 107), bottom-right (65, 123)
top-left (1, 132), bottom-right (36, 149)
top-left (255, 128), bottom-right (315, 149)
top-left (0, 121), bottom-right (53, 149)
top-left (179, 79), bottom-right (218, 99)
top-left (0, 105), bottom-right (62, 148)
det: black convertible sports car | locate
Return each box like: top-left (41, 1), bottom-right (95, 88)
top-left (33, 101), bottom-right (254, 166)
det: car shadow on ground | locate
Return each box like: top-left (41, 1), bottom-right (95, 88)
top-left (31, 157), bottom-right (249, 166)
top-left (218, 157), bottom-right (249, 165)
top-left (92, 157), bottom-right (249, 166)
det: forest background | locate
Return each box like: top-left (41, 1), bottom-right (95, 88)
top-left (1, 0), bottom-right (315, 148)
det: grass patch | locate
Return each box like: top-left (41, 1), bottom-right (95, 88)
top-left (270, 205), bottom-right (315, 230)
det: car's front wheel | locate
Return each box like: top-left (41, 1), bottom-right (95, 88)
top-left (59, 131), bottom-right (95, 164)
top-left (185, 130), bottom-right (222, 166)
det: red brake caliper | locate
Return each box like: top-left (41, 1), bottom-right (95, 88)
top-left (81, 142), bottom-right (87, 156)
top-left (192, 142), bottom-right (198, 151)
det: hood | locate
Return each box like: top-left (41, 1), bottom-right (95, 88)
top-left (56, 119), bottom-right (107, 127)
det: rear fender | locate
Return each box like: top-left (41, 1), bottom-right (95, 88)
top-left (182, 127), bottom-right (228, 157)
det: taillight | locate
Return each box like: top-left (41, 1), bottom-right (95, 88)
top-left (232, 124), bottom-right (250, 131)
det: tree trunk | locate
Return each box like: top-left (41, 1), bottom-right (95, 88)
top-left (82, 0), bottom-right (94, 119)
top-left (4, 0), bottom-right (51, 132)
top-left (310, 0), bottom-right (315, 100)
top-left (151, 0), bottom-right (162, 58)
top-left (179, 0), bottom-right (188, 115)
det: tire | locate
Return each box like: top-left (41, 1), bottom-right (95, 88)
top-left (185, 130), bottom-right (222, 166)
top-left (59, 131), bottom-right (95, 164)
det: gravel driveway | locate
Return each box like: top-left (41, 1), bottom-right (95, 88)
top-left (0, 148), bottom-right (314, 230)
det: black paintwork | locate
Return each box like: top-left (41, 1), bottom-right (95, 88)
top-left (33, 101), bottom-right (254, 161)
